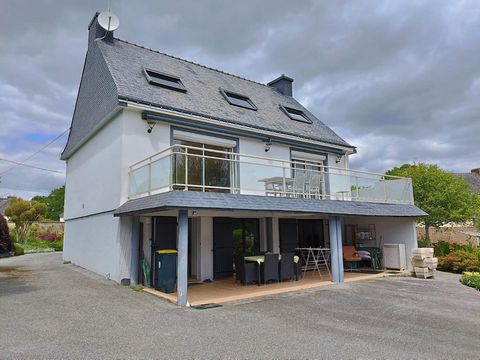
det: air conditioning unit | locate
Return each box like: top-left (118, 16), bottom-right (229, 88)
top-left (383, 243), bottom-right (406, 270)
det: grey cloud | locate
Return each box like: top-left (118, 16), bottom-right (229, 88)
top-left (1, 0), bottom-right (479, 198)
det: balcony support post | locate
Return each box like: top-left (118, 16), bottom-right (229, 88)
top-left (177, 209), bottom-right (189, 307)
top-left (329, 215), bottom-right (344, 283)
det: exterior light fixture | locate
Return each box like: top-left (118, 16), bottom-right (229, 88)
top-left (264, 138), bottom-right (272, 152)
top-left (335, 154), bottom-right (342, 163)
top-left (147, 120), bottom-right (156, 133)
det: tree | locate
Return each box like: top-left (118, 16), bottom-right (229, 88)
top-left (4, 198), bottom-right (47, 243)
top-left (0, 213), bottom-right (12, 253)
top-left (32, 186), bottom-right (65, 221)
top-left (386, 163), bottom-right (480, 246)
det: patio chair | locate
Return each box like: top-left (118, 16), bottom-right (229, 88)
top-left (307, 172), bottom-right (322, 199)
top-left (343, 245), bottom-right (362, 271)
top-left (291, 171), bottom-right (306, 197)
top-left (279, 252), bottom-right (295, 282)
top-left (235, 255), bottom-right (258, 285)
top-left (261, 253), bottom-right (280, 284)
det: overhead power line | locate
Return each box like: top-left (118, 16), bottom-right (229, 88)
top-left (0, 158), bottom-right (64, 174)
top-left (0, 129), bottom-right (69, 176)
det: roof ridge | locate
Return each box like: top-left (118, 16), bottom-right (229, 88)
top-left (113, 37), bottom-right (270, 89)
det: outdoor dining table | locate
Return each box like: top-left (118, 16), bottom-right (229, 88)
top-left (295, 247), bottom-right (331, 279)
top-left (244, 255), bottom-right (300, 285)
top-left (258, 177), bottom-right (294, 196)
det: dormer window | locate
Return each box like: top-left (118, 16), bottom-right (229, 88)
top-left (220, 89), bottom-right (257, 110)
top-left (144, 68), bottom-right (186, 92)
top-left (280, 105), bottom-right (312, 123)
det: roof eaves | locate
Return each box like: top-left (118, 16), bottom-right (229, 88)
top-left (121, 96), bottom-right (356, 151)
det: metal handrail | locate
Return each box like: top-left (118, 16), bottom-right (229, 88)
top-left (127, 144), bottom-right (414, 204)
top-left (129, 144), bottom-right (408, 180)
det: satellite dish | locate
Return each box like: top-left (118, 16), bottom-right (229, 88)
top-left (97, 11), bottom-right (119, 32)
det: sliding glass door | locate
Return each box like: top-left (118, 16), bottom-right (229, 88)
top-left (173, 140), bottom-right (234, 192)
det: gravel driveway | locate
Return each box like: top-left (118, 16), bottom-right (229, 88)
top-left (1, 252), bottom-right (479, 359)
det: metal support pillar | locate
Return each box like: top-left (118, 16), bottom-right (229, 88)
top-left (329, 215), bottom-right (344, 283)
top-left (177, 209), bottom-right (188, 307)
top-left (130, 216), bottom-right (140, 285)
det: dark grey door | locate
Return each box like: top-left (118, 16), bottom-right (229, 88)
top-left (213, 217), bottom-right (234, 279)
top-left (154, 217), bottom-right (177, 250)
top-left (152, 217), bottom-right (178, 287)
top-left (279, 219), bottom-right (298, 253)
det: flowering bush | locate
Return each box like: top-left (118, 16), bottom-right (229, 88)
top-left (438, 250), bottom-right (480, 273)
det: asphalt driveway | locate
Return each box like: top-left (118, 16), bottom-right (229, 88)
top-left (1, 253), bottom-right (479, 359)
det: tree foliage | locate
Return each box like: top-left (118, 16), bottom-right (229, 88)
top-left (386, 163), bottom-right (480, 245)
top-left (32, 186), bottom-right (65, 221)
top-left (0, 213), bottom-right (12, 253)
top-left (4, 198), bottom-right (47, 243)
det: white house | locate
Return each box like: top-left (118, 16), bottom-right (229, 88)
top-left (62, 13), bottom-right (426, 306)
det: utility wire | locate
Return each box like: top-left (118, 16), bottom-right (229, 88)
top-left (0, 158), bottom-right (64, 174)
top-left (0, 129), bottom-right (69, 176)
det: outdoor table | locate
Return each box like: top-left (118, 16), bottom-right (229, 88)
top-left (295, 247), bottom-right (331, 279)
top-left (244, 255), bottom-right (300, 285)
top-left (258, 177), bottom-right (294, 196)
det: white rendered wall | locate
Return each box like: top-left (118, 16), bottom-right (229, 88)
top-left (119, 108), bottom-right (171, 202)
top-left (64, 115), bottom-right (123, 219)
top-left (63, 214), bottom-right (134, 282)
top-left (343, 216), bottom-right (418, 270)
top-left (238, 138), bottom-right (291, 195)
top-left (64, 113), bottom-right (136, 283)
top-left (199, 216), bottom-right (214, 281)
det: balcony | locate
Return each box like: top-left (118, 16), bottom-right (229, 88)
top-left (128, 145), bottom-right (414, 205)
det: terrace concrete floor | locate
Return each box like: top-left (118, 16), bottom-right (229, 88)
top-left (1, 252), bottom-right (480, 359)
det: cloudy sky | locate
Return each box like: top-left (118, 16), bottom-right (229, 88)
top-left (1, 0), bottom-right (479, 199)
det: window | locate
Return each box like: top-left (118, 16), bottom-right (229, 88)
top-left (291, 151), bottom-right (326, 199)
top-left (144, 68), bottom-right (186, 92)
top-left (172, 131), bottom-right (237, 193)
top-left (280, 105), bottom-right (312, 123)
top-left (220, 89), bottom-right (257, 110)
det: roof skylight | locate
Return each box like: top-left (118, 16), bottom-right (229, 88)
top-left (220, 89), bottom-right (257, 110)
top-left (280, 105), bottom-right (312, 123)
top-left (144, 68), bottom-right (186, 92)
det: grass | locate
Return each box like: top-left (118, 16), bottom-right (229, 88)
top-left (21, 237), bottom-right (63, 253)
top-left (461, 272), bottom-right (480, 291)
top-left (131, 284), bottom-right (144, 292)
top-left (63, 260), bottom-right (71, 264)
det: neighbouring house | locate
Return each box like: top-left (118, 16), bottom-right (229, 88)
top-left (62, 13), bottom-right (426, 306)
top-left (455, 168), bottom-right (480, 194)
top-left (0, 196), bottom-right (14, 216)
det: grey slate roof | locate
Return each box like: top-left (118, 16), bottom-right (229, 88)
top-left (456, 173), bottom-right (480, 194)
top-left (62, 38), bottom-right (118, 158)
top-left (63, 15), bottom-right (354, 159)
top-left (114, 191), bottom-right (427, 218)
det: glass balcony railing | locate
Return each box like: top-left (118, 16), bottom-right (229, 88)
top-left (128, 145), bottom-right (414, 205)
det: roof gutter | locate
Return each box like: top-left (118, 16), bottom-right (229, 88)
top-left (122, 99), bottom-right (357, 155)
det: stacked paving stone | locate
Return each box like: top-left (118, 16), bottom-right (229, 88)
top-left (411, 248), bottom-right (437, 279)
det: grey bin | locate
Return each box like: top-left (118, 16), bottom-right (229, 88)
top-left (155, 250), bottom-right (177, 293)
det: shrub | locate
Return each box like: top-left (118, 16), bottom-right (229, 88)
top-left (461, 272), bottom-right (480, 291)
top-left (433, 241), bottom-right (455, 257)
top-left (0, 213), bottom-right (13, 253)
top-left (50, 241), bottom-right (63, 251)
top-left (35, 233), bottom-right (60, 242)
top-left (14, 243), bottom-right (24, 256)
top-left (438, 250), bottom-right (480, 273)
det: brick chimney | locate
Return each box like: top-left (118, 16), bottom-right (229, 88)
top-left (267, 74), bottom-right (294, 96)
top-left (471, 168), bottom-right (480, 176)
